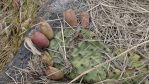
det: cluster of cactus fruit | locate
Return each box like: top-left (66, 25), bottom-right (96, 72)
top-left (49, 28), bottom-right (111, 83)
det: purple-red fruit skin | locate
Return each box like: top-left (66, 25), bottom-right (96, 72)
top-left (31, 32), bottom-right (49, 48)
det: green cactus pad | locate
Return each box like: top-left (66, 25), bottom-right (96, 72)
top-left (68, 41), bottom-right (108, 82)
top-left (49, 28), bottom-right (111, 83)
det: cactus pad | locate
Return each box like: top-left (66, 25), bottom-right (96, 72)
top-left (49, 28), bottom-right (111, 83)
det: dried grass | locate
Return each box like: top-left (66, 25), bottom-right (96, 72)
top-left (0, 0), bottom-right (46, 71)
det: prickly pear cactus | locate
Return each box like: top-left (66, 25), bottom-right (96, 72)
top-left (49, 28), bottom-right (76, 68)
top-left (114, 49), bottom-right (147, 84)
top-left (49, 28), bottom-right (111, 83)
top-left (68, 41), bottom-right (109, 82)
